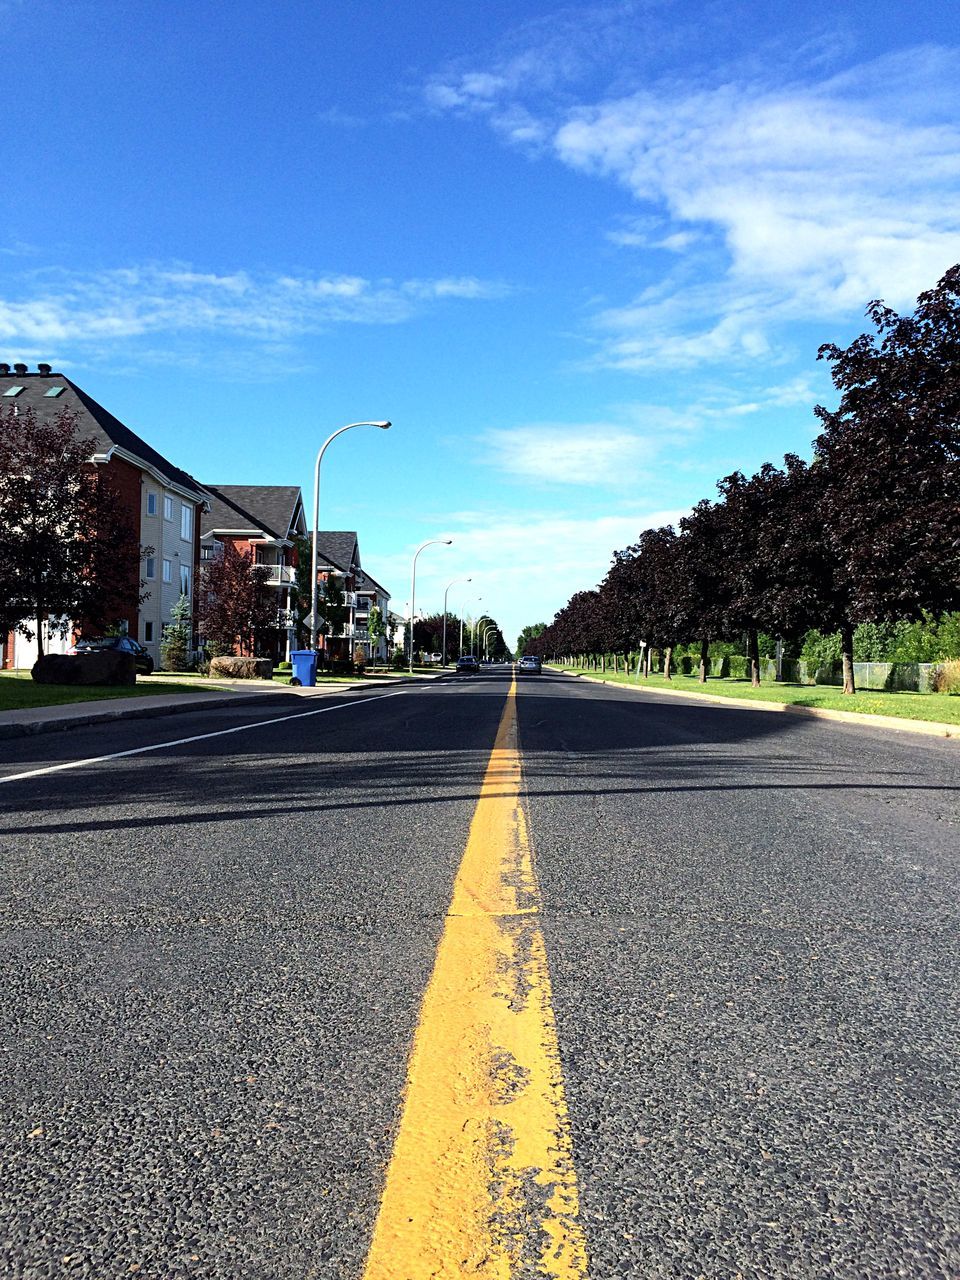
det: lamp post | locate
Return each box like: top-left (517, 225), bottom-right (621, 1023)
top-left (409, 538), bottom-right (452, 672)
top-left (442, 577), bottom-right (472, 666)
top-left (461, 597), bottom-right (478, 660)
top-left (309, 421), bottom-right (391, 652)
top-left (477, 619), bottom-right (495, 660)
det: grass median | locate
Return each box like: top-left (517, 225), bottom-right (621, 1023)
top-left (553, 666), bottom-right (960, 726)
top-left (0, 670), bottom-right (226, 713)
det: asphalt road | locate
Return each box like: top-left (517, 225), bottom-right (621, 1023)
top-left (0, 669), bottom-right (957, 1278)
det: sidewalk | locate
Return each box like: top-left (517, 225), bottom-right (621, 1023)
top-left (0, 672), bottom-right (447, 741)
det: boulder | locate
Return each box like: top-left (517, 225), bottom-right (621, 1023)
top-left (32, 652), bottom-right (137, 686)
top-left (209, 656), bottom-right (274, 680)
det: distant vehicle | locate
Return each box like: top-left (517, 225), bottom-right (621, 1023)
top-left (456, 654), bottom-right (480, 674)
top-left (518, 655), bottom-right (542, 674)
top-left (71, 634), bottom-right (155, 676)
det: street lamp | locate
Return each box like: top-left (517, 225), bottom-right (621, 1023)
top-left (309, 421), bottom-right (391, 651)
top-left (442, 577), bottom-right (472, 666)
top-left (409, 538), bottom-right (452, 672)
top-left (476, 618), bottom-right (495, 660)
top-left (461, 597), bottom-right (480, 660)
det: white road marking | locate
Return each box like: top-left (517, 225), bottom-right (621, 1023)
top-left (0, 691), bottom-right (406, 785)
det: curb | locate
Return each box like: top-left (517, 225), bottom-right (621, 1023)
top-left (0, 671), bottom-right (448, 742)
top-left (0, 691), bottom-right (295, 741)
top-left (552, 669), bottom-right (960, 740)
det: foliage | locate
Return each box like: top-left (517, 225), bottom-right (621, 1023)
top-left (516, 623), bottom-right (546, 657)
top-left (160, 593), bottom-right (193, 671)
top-left (315, 571), bottom-right (348, 642)
top-left (197, 541), bottom-right (273, 655)
top-left (0, 404), bottom-right (150, 655)
top-left (930, 660), bottom-right (960, 695)
top-left (367, 604), bottom-right (386, 655)
top-left (532, 264), bottom-right (960, 697)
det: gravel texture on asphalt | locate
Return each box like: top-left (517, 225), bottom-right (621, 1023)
top-left (2, 672), bottom-right (958, 1279)
top-left (516, 671), bottom-right (960, 1280)
top-left (0, 682), bottom-right (506, 1279)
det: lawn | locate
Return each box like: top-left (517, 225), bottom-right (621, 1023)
top-left (553, 666), bottom-right (960, 726)
top-left (0, 670), bottom-right (225, 712)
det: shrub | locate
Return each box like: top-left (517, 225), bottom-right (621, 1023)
top-left (727, 655), bottom-right (747, 680)
top-left (160, 594), bottom-right (192, 672)
top-left (930, 659), bottom-right (960, 694)
top-left (801, 629), bottom-right (842, 668)
top-left (391, 649), bottom-right (406, 670)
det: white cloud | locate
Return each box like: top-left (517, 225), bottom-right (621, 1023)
top-left (370, 504), bottom-right (688, 649)
top-left (427, 35), bottom-right (960, 369)
top-left (0, 263), bottom-right (512, 352)
top-left (483, 423), bottom-right (656, 485)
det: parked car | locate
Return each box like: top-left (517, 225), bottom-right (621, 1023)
top-left (71, 634), bottom-right (155, 675)
top-left (456, 654), bottom-right (480, 674)
top-left (518, 655), bottom-right (542, 674)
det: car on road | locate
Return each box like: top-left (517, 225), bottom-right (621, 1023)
top-left (71, 634), bottom-right (155, 675)
top-left (456, 655), bottom-right (480, 674)
top-left (518, 655), bottom-right (542, 674)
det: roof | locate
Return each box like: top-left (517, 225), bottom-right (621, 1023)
top-left (0, 369), bottom-right (206, 499)
top-left (356, 568), bottom-right (391, 599)
top-left (315, 530), bottom-right (360, 574)
top-left (202, 485), bottom-right (303, 542)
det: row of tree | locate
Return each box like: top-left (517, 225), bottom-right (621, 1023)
top-left (410, 612), bottom-right (508, 661)
top-left (524, 265), bottom-right (960, 694)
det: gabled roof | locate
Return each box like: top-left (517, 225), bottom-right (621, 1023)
top-left (356, 568), bottom-right (391, 600)
top-left (202, 485), bottom-right (303, 542)
top-left (315, 530), bottom-right (360, 574)
top-left (0, 369), bottom-right (206, 499)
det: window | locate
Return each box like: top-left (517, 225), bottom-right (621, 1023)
top-left (180, 565), bottom-right (190, 596)
top-left (145, 557), bottom-right (156, 579)
top-left (162, 559), bottom-right (172, 583)
top-left (163, 495), bottom-right (173, 520)
top-left (144, 621), bottom-right (154, 643)
top-left (2, 386), bottom-right (23, 397)
top-left (180, 503), bottom-right (192, 541)
top-left (44, 386), bottom-right (65, 398)
top-left (147, 491), bottom-right (158, 517)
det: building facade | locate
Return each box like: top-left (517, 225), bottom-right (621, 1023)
top-left (1, 365), bottom-right (206, 670)
top-left (200, 486), bottom-right (308, 662)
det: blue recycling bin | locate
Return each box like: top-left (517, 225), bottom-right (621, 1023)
top-left (290, 650), bottom-right (318, 687)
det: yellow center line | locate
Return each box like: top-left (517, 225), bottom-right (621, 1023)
top-left (361, 674), bottom-right (589, 1279)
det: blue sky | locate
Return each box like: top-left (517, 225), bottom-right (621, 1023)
top-left (3, 0), bottom-right (959, 646)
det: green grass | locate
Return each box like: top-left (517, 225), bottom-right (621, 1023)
top-left (554, 666), bottom-right (960, 726)
top-left (0, 669), bottom-right (225, 712)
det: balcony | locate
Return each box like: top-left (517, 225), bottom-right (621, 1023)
top-left (257, 564), bottom-right (297, 586)
top-left (342, 590), bottom-right (357, 608)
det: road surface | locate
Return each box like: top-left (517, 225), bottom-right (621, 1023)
top-left (0, 668), bottom-right (957, 1278)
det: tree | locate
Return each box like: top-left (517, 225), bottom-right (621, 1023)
top-left (367, 605), bottom-right (386, 662)
top-left (813, 264), bottom-right (960, 692)
top-left (516, 623), bottom-right (546, 657)
top-left (315, 571), bottom-right (348, 647)
top-left (197, 541), bottom-right (272, 656)
top-left (676, 500), bottom-right (731, 681)
top-left (0, 404), bottom-right (149, 655)
top-left (160, 593), bottom-right (192, 671)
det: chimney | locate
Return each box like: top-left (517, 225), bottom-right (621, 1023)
top-left (37, 363), bottom-right (52, 375)
top-left (0, 364), bottom-right (10, 375)
top-left (13, 363), bottom-right (28, 375)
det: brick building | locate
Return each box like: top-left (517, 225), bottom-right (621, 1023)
top-left (1, 364), bottom-right (207, 670)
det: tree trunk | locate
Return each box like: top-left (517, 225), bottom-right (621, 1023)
top-left (601, 653), bottom-right (606, 673)
top-left (664, 645), bottom-right (673, 680)
top-left (841, 621), bottom-right (856, 694)
top-left (36, 615), bottom-right (45, 659)
top-left (748, 627), bottom-right (761, 687)
top-left (699, 637), bottom-right (709, 683)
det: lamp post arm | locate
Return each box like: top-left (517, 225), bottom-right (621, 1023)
top-left (309, 421), bottom-right (390, 651)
